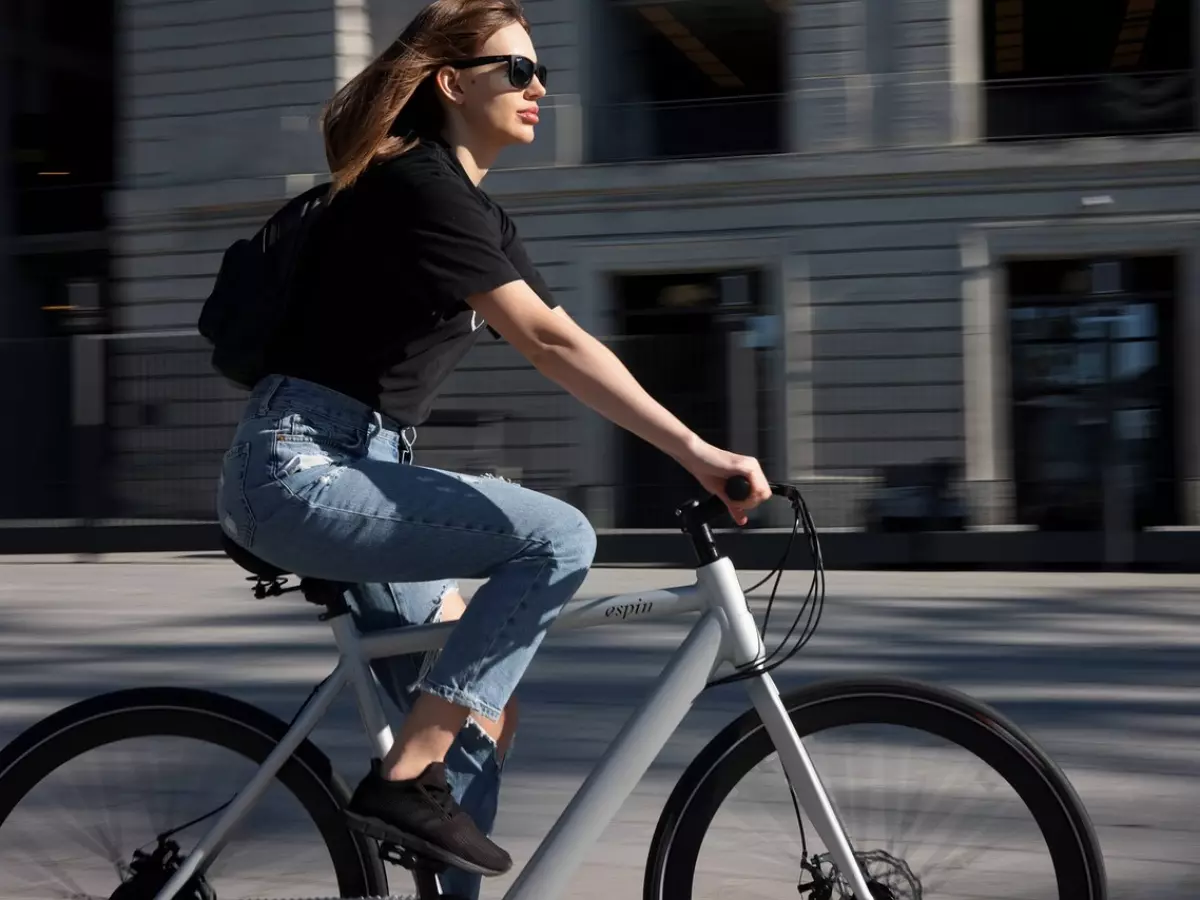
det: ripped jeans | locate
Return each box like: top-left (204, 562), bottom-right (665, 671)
top-left (216, 375), bottom-right (597, 898)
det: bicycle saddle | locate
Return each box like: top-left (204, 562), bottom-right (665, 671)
top-left (220, 533), bottom-right (290, 581)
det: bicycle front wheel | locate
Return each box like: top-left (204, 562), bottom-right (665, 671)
top-left (646, 677), bottom-right (1105, 900)
top-left (0, 687), bottom-right (388, 900)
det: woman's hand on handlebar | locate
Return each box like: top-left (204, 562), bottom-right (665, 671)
top-left (678, 439), bottom-right (772, 525)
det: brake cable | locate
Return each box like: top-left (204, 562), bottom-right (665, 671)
top-left (705, 483), bottom-right (826, 689)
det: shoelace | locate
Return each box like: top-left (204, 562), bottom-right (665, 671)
top-left (416, 778), bottom-right (458, 818)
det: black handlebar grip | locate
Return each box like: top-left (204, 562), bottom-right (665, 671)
top-left (725, 475), bottom-right (751, 502)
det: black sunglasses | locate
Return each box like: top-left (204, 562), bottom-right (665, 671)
top-left (449, 55), bottom-right (547, 91)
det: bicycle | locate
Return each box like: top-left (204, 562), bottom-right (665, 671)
top-left (0, 476), bottom-right (1106, 900)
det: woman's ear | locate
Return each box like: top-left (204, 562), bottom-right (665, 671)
top-left (433, 65), bottom-right (464, 105)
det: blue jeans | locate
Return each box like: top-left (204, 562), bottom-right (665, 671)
top-left (216, 375), bottom-right (597, 898)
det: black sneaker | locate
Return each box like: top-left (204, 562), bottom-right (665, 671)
top-left (344, 759), bottom-right (512, 877)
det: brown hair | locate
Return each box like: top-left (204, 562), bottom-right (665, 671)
top-left (321, 0), bottom-right (530, 195)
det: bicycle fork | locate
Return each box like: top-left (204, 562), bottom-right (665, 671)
top-left (746, 675), bottom-right (874, 899)
top-left (706, 558), bottom-right (875, 900)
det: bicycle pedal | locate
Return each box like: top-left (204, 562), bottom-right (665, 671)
top-left (378, 840), bottom-right (448, 874)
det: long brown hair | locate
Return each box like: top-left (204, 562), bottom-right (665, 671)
top-left (321, 0), bottom-right (530, 195)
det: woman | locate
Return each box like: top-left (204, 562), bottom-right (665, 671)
top-left (216, 0), bottom-right (770, 895)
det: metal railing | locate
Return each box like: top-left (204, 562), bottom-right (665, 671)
top-left (984, 69), bottom-right (1196, 142)
top-left (588, 93), bottom-right (787, 164)
top-left (579, 69), bottom-right (1198, 162)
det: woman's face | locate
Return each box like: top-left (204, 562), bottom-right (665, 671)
top-left (437, 22), bottom-right (547, 150)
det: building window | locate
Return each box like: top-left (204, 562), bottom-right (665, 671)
top-left (1007, 256), bottom-right (1179, 531)
top-left (10, 0), bottom-right (115, 236)
top-left (983, 0), bottom-right (1194, 141)
top-left (589, 0), bottom-right (786, 163)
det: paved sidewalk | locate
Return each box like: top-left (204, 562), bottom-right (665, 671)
top-left (0, 556), bottom-right (1197, 898)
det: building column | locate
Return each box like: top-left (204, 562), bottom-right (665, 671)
top-left (962, 234), bottom-right (1016, 526)
top-left (1180, 247), bottom-right (1200, 524)
top-left (782, 254), bottom-right (815, 481)
top-left (949, 0), bottom-right (982, 144)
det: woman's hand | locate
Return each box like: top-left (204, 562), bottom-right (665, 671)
top-left (677, 439), bottom-right (772, 525)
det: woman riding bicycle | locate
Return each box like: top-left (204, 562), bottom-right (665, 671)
top-left (216, 1), bottom-right (770, 896)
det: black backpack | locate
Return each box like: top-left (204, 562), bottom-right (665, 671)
top-left (198, 181), bottom-right (331, 390)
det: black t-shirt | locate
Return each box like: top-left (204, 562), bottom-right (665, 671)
top-left (269, 137), bottom-right (556, 426)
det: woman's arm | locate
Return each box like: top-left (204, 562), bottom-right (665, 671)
top-left (466, 280), bottom-right (771, 522)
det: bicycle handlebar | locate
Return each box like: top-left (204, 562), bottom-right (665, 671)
top-left (724, 475), bottom-right (794, 506)
top-left (678, 476), bottom-right (800, 565)
top-left (725, 475), bottom-right (752, 503)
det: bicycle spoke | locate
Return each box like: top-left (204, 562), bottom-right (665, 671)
top-left (0, 734), bottom-right (346, 900)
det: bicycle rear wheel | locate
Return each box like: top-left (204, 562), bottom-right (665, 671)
top-left (0, 687), bottom-right (390, 899)
top-left (646, 677), bottom-right (1105, 900)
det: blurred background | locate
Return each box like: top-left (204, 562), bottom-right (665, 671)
top-left (2, 0), bottom-right (1199, 569)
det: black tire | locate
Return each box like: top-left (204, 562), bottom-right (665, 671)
top-left (0, 687), bottom-right (388, 899)
top-left (645, 677), bottom-right (1105, 900)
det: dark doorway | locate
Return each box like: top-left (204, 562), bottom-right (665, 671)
top-left (612, 269), bottom-right (768, 528)
top-left (1007, 255), bottom-right (1179, 532)
top-left (3, 0), bottom-right (115, 519)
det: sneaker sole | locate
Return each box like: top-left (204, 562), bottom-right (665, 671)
top-left (343, 810), bottom-right (511, 877)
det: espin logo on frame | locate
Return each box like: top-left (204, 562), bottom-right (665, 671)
top-left (604, 600), bottom-right (654, 620)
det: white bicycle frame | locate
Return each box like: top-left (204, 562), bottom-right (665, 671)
top-left (153, 555), bottom-right (873, 900)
